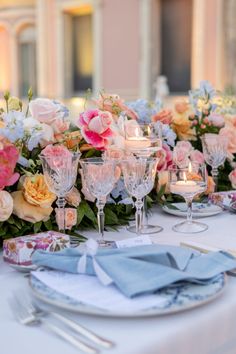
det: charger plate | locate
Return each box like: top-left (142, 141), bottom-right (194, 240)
top-left (29, 273), bottom-right (226, 318)
top-left (162, 203), bottom-right (223, 218)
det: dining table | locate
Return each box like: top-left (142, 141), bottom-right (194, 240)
top-left (1, 206), bottom-right (236, 354)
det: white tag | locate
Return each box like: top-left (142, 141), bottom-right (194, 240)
top-left (115, 235), bottom-right (152, 249)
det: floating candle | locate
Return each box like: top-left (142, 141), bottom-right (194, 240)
top-left (170, 180), bottom-right (201, 195)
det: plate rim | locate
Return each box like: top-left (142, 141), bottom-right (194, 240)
top-left (162, 203), bottom-right (223, 218)
top-left (28, 273), bottom-right (227, 318)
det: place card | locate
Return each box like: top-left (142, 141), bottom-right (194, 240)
top-left (115, 235), bottom-right (152, 249)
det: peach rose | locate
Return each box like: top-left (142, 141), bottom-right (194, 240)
top-left (55, 208), bottom-right (77, 230)
top-left (172, 114), bottom-right (196, 141)
top-left (229, 169), bottom-right (236, 189)
top-left (66, 187), bottom-right (81, 207)
top-left (12, 191), bottom-right (53, 223)
top-left (157, 171), bottom-right (170, 194)
top-left (175, 100), bottom-right (189, 114)
top-left (152, 109), bottom-right (173, 125)
top-left (205, 176), bottom-right (215, 195)
top-left (23, 174), bottom-right (56, 208)
top-left (0, 190), bottom-right (13, 221)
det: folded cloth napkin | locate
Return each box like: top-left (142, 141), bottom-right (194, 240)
top-left (32, 241), bottom-right (236, 298)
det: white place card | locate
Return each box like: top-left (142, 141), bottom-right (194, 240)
top-left (32, 270), bottom-right (168, 313)
top-left (115, 235), bottom-right (152, 249)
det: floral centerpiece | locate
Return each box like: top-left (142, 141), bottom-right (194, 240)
top-left (0, 82), bottom-right (236, 245)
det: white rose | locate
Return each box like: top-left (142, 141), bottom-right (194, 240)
top-left (0, 191), bottom-right (13, 221)
top-left (29, 98), bottom-right (58, 124)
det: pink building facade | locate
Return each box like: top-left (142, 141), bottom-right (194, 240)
top-left (0, 0), bottom-right (230, 101)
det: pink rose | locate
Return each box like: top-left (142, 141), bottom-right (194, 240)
top-left (208, 113), bottom-right (225, 128)
top-left (229, 169), bottom-right (236, 189)
top-left (77, 109), bottom-right (114, 150)
top-left (51, 119), bottom-right (70, 134)
top-left (29, 98), bottom-right (59, 124)
top-left (190, 150), bottom-right (205, 164)
top-left (152, 109), bottom-right (173, 125)
top-left (175, 141), bottom-right (193, 154)
top-left (156, 143), bottom-right (173, 172)
top-left (219, 128), bottom-right (236, 157)
top-left (173, 147), bottom-right (190, 168)
top-left (55, 208), bottom-right (77, 230)
top-left (41, 144), bottom-right (73, 169)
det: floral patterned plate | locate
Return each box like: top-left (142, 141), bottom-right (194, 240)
top-left (29, 273), bottom-right (226, 317)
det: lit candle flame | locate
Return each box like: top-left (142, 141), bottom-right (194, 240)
top-left (183, 172), bottom-right (187, 182)
top-left (188, 162), bottom-right (192, 173)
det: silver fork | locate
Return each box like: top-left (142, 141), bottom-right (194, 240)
top-left (9, 296), bottom-right (99, 354)
top-left (20, 293), bottom-right (114, 349)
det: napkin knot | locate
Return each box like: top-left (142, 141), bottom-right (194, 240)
top-left (77, 239), bottom-right (113, 286)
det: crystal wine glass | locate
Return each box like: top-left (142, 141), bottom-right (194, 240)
top-left (201, 134), bottom-right (228, 191)
top-left (121, 157), bottom-right (158, 235)
top-left (124, 121), bottom-right (163, 234)
top-left (169, 163), bottom-right (208, 233)
top-left (40, 151), bottom-right (80, 232)
top-left (80, 158), bottom-right (117, 247)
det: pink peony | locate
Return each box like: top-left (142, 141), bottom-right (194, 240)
top-left (207, 113), bottom-right (225, 128)
top-left (0, 144), bottom-right (20, 190)
top-left (51, 119), bottom-right (70, 134)
top-left (156, 143), bottom-right (173, 172)
top-left (152, 109), bottom-right (173, 125)
top-left (229, 169), bottom-right (236, 189)
top-left (173, 148), bottom-right (190, 168)
top-left (219, 128), bottom-right (236, 157)
top-left (77, 109), bottom-right (114, 150)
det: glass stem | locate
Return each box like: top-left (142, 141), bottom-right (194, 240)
top-left (142, 196), bottom-right (148, 227)
top-left (96, 198), bottom-right (105, 240)
top-left (212, 168), bottom-right (218, 192)
top-left (135, 198), bottom-right (144, 235)
top-left (186, 197), bottom-right (193, 224)
top-left (56, 196), bottom-right (66, 233)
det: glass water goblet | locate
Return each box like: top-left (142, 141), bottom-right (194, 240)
top-left (169, 163), bottom-right (208, 233)
top-left (201, 134), bottom-right (228, 191)
top-left (80, 158), bottom-right (117, 247)
top-left (121, 157), bottom-right (158, 235)
top-left (124, 121), bottom-right (163, 234)
top-left (40, 151), bottom-right (80, 233)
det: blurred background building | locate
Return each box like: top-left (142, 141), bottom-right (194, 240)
top-left (0, 0), bottom-right (232, 102)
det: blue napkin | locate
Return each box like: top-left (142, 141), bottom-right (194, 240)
top-left (32, 244), bottom-right (236, 298)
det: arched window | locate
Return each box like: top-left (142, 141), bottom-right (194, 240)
top-left (18, 25), bottom-right (37, 97)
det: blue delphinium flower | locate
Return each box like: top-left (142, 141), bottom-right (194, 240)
top-left (0, 111), bottom-right (24, 142)
top-left (53, 100), bottom-right (70, 119)
top-left (110, 179), bottom-right (133, 205)
top-left (126, 99), bottom-right (162, 123)
top-left (26, 126), bottom-right (43, 151)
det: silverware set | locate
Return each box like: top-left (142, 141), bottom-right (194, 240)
top-left (9, 293), bottom-right (114, 353)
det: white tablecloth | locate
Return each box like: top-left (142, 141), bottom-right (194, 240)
top-left (1, 208), bottom-right (236, 354)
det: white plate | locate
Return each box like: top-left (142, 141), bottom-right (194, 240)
top-left (29, 273), bottom-right (226, 318)
top-left (162, 203), bottom-right (223, 218)
top-left (7, 263), bottom-right (37, 273)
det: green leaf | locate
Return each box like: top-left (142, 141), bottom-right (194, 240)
top-left (34, 221), bottom-right (42, 233)
top-left (104, 208), bottom-right (119, 225)
top-left (80, 201), bottom-right (97, 224)
top-left (44, 219), bottom-right (53, 230)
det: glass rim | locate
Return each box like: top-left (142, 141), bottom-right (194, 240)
top-left (168, 163), bottom-right (206, 172)
top-left (39, 151), bottom-right (81, 159)
top-left (80, 157), bottom-right (115, 165)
